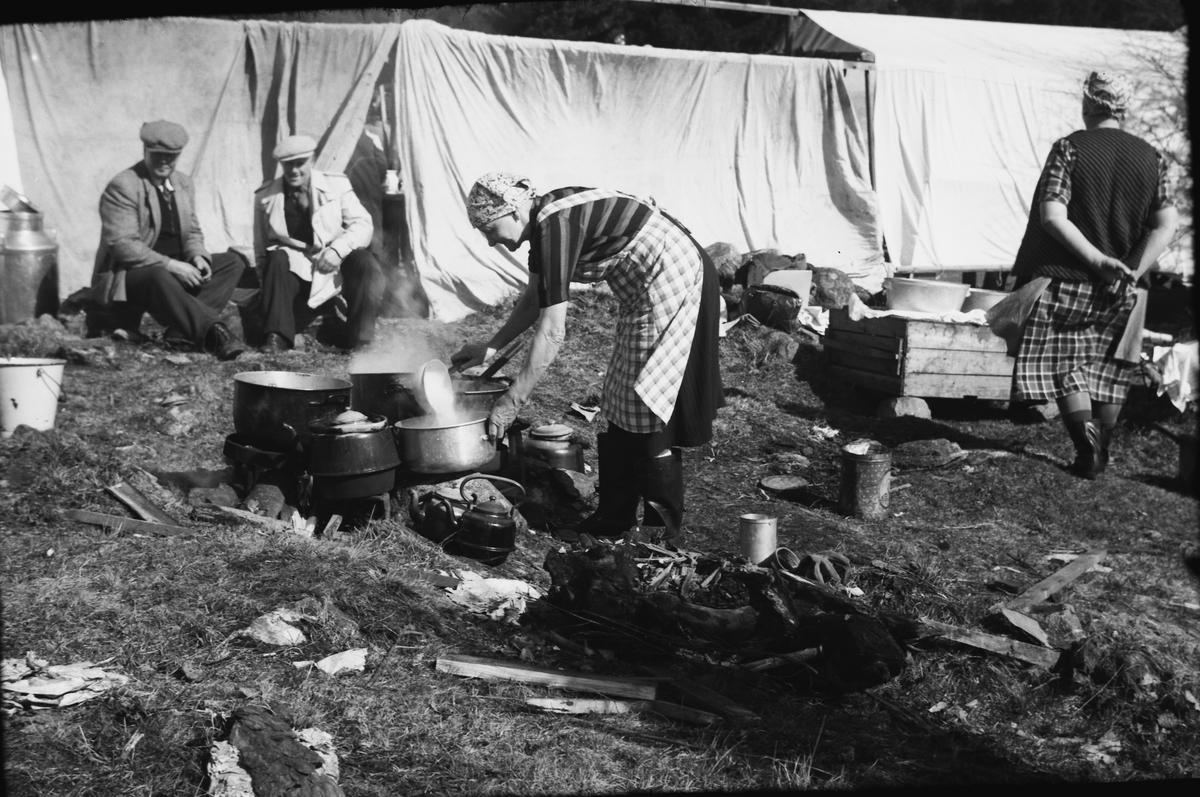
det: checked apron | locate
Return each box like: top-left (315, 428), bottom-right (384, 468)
top-left (536, 189), bottom-right (705, 433)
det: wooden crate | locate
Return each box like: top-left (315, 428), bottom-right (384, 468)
top-left (823, 307), bottom-right (1015, 399)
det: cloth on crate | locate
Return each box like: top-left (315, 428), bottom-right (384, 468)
top-left (1151, 340), bottom-right (1199, 412)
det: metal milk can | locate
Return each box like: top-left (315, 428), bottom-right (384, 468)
top-left (1, 210), bottom-right (60, 325)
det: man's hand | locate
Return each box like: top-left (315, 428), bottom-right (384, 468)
top-left (452, 342), bottom-right (494, 372)
top-left (1091, 254), bottom-right (1134, 286)
top-left (313, 247), bottom-right (342, 275)
top-left (191, 256), bottom-right (212, 283)
top-left (166, 259), bottom-right (204, 289)
top-left (487, 393), bottom-right (519, 443)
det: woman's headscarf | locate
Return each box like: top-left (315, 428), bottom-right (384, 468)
top-left (466, 172), bottom-right (538, 228)
top-left (1082, 70), bottom-right (1134, 121)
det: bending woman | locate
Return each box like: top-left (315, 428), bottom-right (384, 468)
top-left (1010, 71), bottom-right (1178, 478)
top-left (452, 173), bottom-right (724, 540)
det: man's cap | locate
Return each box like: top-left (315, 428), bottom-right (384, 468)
top-left (273, 135), bottom-right (317, 162)
top-left (140, 120), bottom-right (189, 153)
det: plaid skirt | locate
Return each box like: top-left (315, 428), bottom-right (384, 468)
top-left (1013, 279), bottom-right (1138, 403)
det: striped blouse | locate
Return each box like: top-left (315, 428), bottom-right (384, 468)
top-left (527, 188), bottom-right (654, 307)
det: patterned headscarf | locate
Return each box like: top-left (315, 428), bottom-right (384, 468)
top-left (466, 172), bottom-right (538, 228)
top-left (1082, 70), bottom-right (1134, 121)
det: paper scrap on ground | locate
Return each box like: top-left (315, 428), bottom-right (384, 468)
top-left (237, 607), bottom-right (317, 646)
top-left (2, 652), bottom-right (129, 712)
top-left (811, 424), bottom-right (839, 440)
top-left (570, 402), bottom-right (600, 422)
top-left (315, 648), bottom-right (367, 675)
top-left (445, 571), bottom-right (543, 624)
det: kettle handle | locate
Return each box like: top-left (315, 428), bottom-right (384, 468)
top-left (458, 473), bottom-right (526, 510)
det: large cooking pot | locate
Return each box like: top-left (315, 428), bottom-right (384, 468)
top-left (350, 372), bottom-right (509, 423)
top-left (233, 371), bottom-right (351, 452)
top-left (394, 411), bottom-right (496, 474)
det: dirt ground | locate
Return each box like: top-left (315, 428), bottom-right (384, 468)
top-left (2, 289), bottom-right (1198, 794)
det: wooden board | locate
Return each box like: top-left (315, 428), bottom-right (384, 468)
top-left (638, 665), bottom-right (761, 725)
top-left (828, 364), bottom-right (902, 395)
top-left (826, 348), bottom-right (901, 377)
top-left (822, 335), bottom-right (903, 360)
top-left (105, 482), bottom-right (182, 525)
top-left (436, 654), bottom-right (663, 700)
top-left (63, 509), bottom-right (194, 537)
top-left (904, 348), bottom-right (1014, 377)
top-left (827, 308), bottom-right (1006, 353)
top-left (1006, 550), bottom-right (1107, 609)
top-left (919, 619), bottom-right (1061, 668)
top-left (822, 328), bottom-right (904, 354)
top-left (900, 372), bottom-right (1013, 399)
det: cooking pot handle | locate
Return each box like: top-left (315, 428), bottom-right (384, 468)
top-left (459, 473), bottom-right (526, 509)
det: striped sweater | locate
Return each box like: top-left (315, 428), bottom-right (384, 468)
top-left (1012, 127), bottom-right (1165, 281)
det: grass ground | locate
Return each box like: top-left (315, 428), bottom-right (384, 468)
top-left (2, 288), bottom-right (1197, 794)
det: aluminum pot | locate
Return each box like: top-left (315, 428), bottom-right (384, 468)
top-left (885, 277), bottom-right (969, 313)
top-left (350, 372), bottom-right (509, 423)
top-left (961, 288), bottom-right (1008, 313)
top-left (394, 411), bottom-right (496, 474)
top-left (233, 371), bottom-right (351, 452)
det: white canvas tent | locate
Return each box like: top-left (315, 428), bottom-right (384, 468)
top-left (778, 9), bottom-right (1191, 279)
top-left (0, 15), bottom-right (882, 322)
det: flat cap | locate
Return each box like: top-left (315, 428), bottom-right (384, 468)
top-left (273, 134), bottom-right (317, 162)
top-left (140, 120), bottom-right (189, 152)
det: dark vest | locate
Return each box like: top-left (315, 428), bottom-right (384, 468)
top-left (1012, 128), bottom-right (1160, 282)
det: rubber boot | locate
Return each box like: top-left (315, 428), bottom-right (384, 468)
top-left (636, 449), bottom-right (684, 541)
top-left (1064, 419), bottom-right (1104, 479)
top-left (554, 432), bottom-right (639, 540)
top-left (1098, 423), bottom-right (1115, 473)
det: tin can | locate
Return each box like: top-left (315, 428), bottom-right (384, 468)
top-left (839, 439), bottom-right (892, 520)
top-left (739, 514), bottom-right (777, 565)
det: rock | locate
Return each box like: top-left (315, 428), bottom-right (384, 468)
top-left (810, 267), bottom-right (857, 309)
top-left (877, 397), bottom-right (931, 420)
top-left (173, 661), bottom-right (206, 682)
top-left (222, 706), bottom-right (344, 797)
top-left (892, 438), bottom-right (966, 468)
top-left (241, 482), bottom-right (286, 519)
top-left (760, 330), bottom-right (799, 363)
top-left (705, 242), bottom-right (743, 287)
top-left (551, 468), bottom-right (596, 502)
top-left (1041, 604), bottom-right (1085, 648)
top-left (1024, 401), bottom-right (1060, 421)
top-left (189, 482), bottom-right (241, 508)
top-left (743, 251), bottom-right (800, 288)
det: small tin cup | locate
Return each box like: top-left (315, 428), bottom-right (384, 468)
top-left (739, 514), bottom-right (777, 565)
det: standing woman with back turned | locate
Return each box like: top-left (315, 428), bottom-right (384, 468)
top-left (1010, 71), bottom-right (1178, 479)
top-left (452, 173), bottom-right (724, 542)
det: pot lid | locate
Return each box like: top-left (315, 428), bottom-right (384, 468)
top-left (530, 423), bottom-right (572, 440)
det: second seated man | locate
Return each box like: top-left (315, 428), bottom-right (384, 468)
top-left (253, 134), bottom-right (385, 353)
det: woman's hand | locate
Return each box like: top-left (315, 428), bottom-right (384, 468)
top-left (451, 342), bottom-right (494, 372)
top-left (487, 393), bottom-right (519, 442)
top-left (1090, 254), bottom-right (1134, 286)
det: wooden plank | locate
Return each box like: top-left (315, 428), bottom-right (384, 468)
top-left (525, 697), bottom-right (721, 726)
top-left (828, 364), bottom-right (902, 395)
top-left (827, 308), bottom-right (910, 337)
top-left (827, 348), bottom-right (901, 377)
top-left (106, 482), bottom-right (183, 525)
top-left (1006, 550), bottom-right (1107, 609)
top-left (900, 372), bottom-right (1013, 400)
top-left (822, 328), bottom-right (905, 354)
top-left (903, 322), bottom-right (1007, 353)
top-left (919, 619), bottom-right (1061, 668)
top-left (638, 665), bottom-right (762, 725)
top-left (741, 648), bottom-right (822, 672)
top-left (822, 336), bottom-right (903, 360)
top-left (527, 698), bottom-right (631, 715)
top-left (904, 348), bottom-right (1015, 378)
top-left (63, 509), bottom-right (194, 537)
top-left (436, 654), bottom-right (663, 700)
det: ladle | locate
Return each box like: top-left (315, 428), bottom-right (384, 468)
top-left (416, 358), bottom-right (456, 417)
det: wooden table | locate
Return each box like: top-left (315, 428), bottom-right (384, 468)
top-left (823, 307), bottom-right (1015, 400)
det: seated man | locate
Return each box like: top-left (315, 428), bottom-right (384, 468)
top-left (253, 134), bottom-right (384, 353)
top-left (91, 120), bottom-right (246, 360)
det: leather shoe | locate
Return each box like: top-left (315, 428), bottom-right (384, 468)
top-left (206, 322), bottom-right (245, 362)
top-left (261, 332), bottom-right (291, 354)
